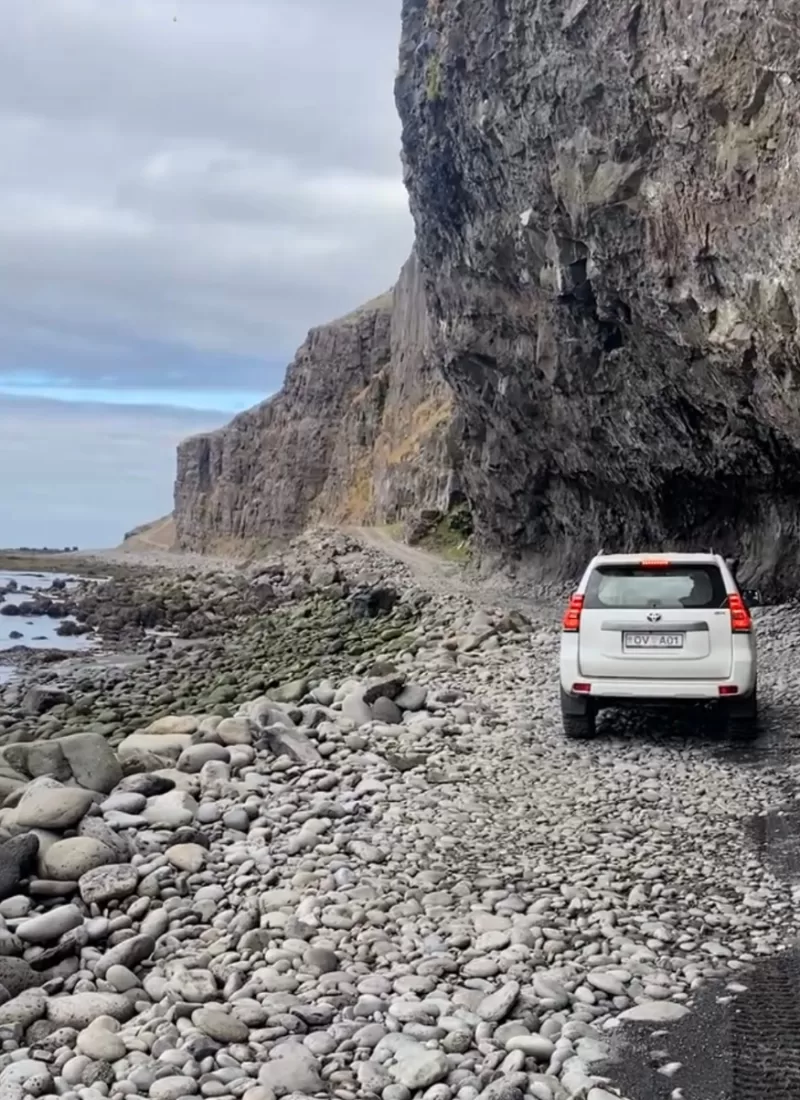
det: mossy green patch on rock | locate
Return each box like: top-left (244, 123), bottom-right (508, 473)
top-left (0, 576), bottom-right (424, 747)
top-left (417, 503), bottom-right (473, 563)
top-left (425, 54), bottom-right (442, 102)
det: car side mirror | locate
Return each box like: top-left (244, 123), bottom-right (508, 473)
top-left (741, 588), bottom-right (762, 607)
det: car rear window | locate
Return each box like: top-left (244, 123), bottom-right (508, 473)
top-left (584, 563), bottom-right (728, 610)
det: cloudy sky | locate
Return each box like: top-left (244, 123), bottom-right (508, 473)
top-left (0, 0), bottom-right (412, 548)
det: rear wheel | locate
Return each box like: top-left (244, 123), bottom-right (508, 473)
top-left (562, 708), bottom-right (596, 740)
top-left (728, 712), bottom-right (759, 742)
top-left (727, 717), bottom-right (758, 742)
top-left (725, 689), bottom-right (759, 742)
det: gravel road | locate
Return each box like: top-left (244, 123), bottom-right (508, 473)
top-left (0, 531), bottom-right (798, 1100)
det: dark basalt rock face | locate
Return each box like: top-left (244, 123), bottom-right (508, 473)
top-left (395, 0), bottom-right (800, 593)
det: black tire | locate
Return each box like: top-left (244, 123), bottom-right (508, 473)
top-left (726, 690), bottom-right (759, 742)
top-left (728, 713), bottom-right (759, 742)
top-left (562, 709), bottom-right (596, 740)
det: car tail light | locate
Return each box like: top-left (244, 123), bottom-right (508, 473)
top-left (719, 685), bottom-right (739, 696)
top-left (572, 682), bottom-right (591, 693)
top-left (562, 594), bottom-right (583, 631)
top-left (728, 593), bottom-right (752, 633)
top-left (641, 559), bottom-right (672, 568)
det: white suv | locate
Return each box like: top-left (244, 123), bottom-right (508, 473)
top-left (559, 552), bottom-right (757, 740)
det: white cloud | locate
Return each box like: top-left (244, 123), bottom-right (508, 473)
top-left (0, 0), bottom-right (412, 387)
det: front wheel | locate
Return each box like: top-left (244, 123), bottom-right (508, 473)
top-left (562, 709), bottom-right (596, 740)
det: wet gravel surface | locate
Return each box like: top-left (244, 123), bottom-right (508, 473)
top-left (607, 948), bottom-right (800, 1100)
top-left (600, 605), bottom-right (800, 1099)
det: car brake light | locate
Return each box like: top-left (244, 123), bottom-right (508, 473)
top-left (562, 594), bottom-right (583, 631)
top-left (641, 559), bottom-right (671, 568)
top-left (719, 685), bottom-right (739, 696)
top-left (728, 593), bottom-right (752, 632)
top-left (572, 682), bottom-right (591, 693)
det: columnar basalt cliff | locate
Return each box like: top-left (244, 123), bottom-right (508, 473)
top-left (396, 0), bottom-right (800, 592)
top-left (174, 251), bottom-right (458, 552)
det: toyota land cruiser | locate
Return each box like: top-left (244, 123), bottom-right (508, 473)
top-left (559, 553), bottom-right (757, 740)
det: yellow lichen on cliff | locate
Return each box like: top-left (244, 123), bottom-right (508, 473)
top-left (336, 457), bottom-right (376, 523)
top-left (313, 392), bottom-right (452, 527)
top-left (381, 394), bottom-right (453, 467)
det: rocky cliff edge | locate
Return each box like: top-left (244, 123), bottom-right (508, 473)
top-left (174, 251), bottom-right (459, 553)
top-left (396, 0), bottom-right (800, 593)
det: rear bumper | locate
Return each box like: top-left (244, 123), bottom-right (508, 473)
top-left (560, 680), bottom-right (756, 716)
top-left (578, 679), bottom-right (753, 700)
top-left (559, 633), bottom-right (756, 713)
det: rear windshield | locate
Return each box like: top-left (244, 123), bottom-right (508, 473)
top-left (584, 563), bottom-right (728, 610)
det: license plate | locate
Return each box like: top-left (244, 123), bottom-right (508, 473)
top-left (623, 632), bottom-right (685, 649)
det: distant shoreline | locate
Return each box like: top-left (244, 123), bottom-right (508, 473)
top-left (0, 550), bottom-right (106, 576)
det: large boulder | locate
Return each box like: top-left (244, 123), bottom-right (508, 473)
top-left (145, 716), bottom-right (200, 736)
top-left (0, 989), bottom-right (47, 1028)
top-left (78, 864), bottom-right (139, 906)
top-left (117, 733), bottom-right (192, 759)
top-left (22, 687), bottom-right (71, 717)
top-left (269, 679), bottom-right (308, 704)
top-left (16, 905), bottom-right (83, 944)
top-left (0, 956), bottom-right (40, 997)
top-left (0, 834), bottom-right (39, 899)
top-left (39, 837), bottom-right (116, 881)
top-left (58, 732), bottom-right (123, 793)
top-left (15, 781), bottom-right (94, 831)
top-left (78, 816), bottom-right (130, 861)
top-left (47, 993), bottom-right (135, 1028)
top-left (5, 742), bottom-right (72, 783)
top-left (141, 791), bottom-right (198, 828)
top-left (214, 717), bottom-right (253, 746)
top-left (0, 760), bottom-right (31, 801)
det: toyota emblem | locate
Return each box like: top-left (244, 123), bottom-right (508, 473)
top-left (647, 611), bottom-right (662, 622)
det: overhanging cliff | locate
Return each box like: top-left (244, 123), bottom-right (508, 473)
top-left (174, 251), bottom-right (459, 552)
top-left (396, 0), bottom-right (800, 592)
